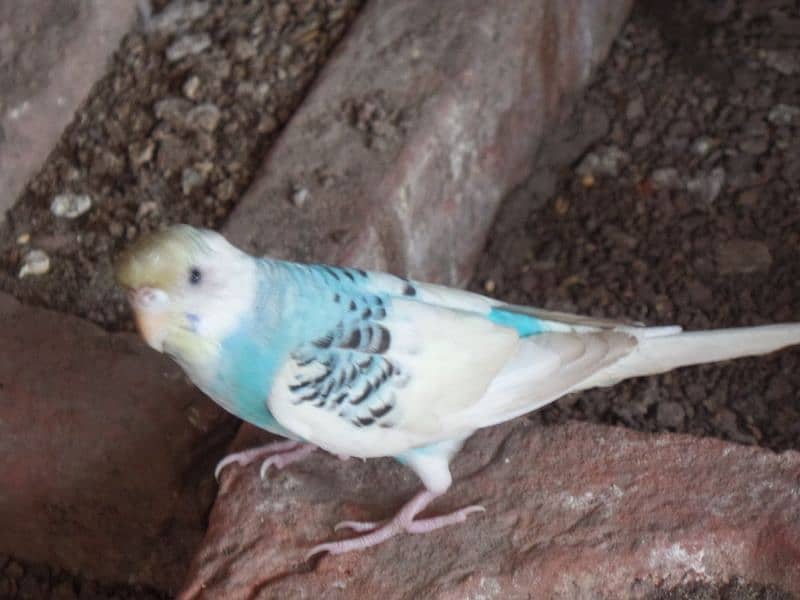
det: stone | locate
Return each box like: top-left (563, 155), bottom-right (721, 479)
top-left (181, 167), bottom-right (205, 195)
top-left (17, 249), bottom-right (50, 278)
top-left (717, 239), bottom-right (773, 274)
top-left (760, 49), bottom-right (798, 75)
top-left (575, 145), bottom-right (630, 178)
top-left (291, 186), bottom-right (311, 208)
top-left (165, 33), bottom-right (211, 62)
top-left (767, 104), bottom-right (800, 126)
top-left (233, 38), bottom-right (258, 61)
top-left (50, 192), bottom-right (92, 219)
top-left (182, 75), bottom-right (201, 100)
top-left (0, 292), bottom-right (236, 592)
top-left (147, 0), bottom-right (210, 33)
top-left (687, 167), bottom-right (726, 204)
top-left (690, 136), bottom-right (715, 157)
top-left (154, 97), bottom-right (193, 128)
top-left (179, 421), bottom-right (800, 598)
top-left (0, 0), bottom-right (140, 223)
top-left (223, 0), bottom-right (634, 286)
top-left (185, 103), bottom-right (221, 133)
top-left (650, 167), bottom-right (683, 190)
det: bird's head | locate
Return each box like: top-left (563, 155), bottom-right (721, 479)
top-left (115, 225), bottom-right (257, 360)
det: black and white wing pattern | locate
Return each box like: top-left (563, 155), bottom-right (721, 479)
top-left (281, 292), bottom-right (408, 430)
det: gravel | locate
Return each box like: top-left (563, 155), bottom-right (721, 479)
top-left (0, 0), bottom-right (364, 330)
top-left (471, 0), bottom-right (800, 461)
top-left (648, 578), bottom-right (793, 600)
top-left (0, 555), bottom-right (167, 599)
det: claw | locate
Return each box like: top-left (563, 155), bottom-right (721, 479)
top-left (258, 443), bottom-right (317, 479)
top-left (306, 542), bottom-right (336, 560)
top-left (214, 440), bottom-right (313, 481)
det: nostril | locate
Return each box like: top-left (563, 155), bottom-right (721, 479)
top-left (130, 287), bottom-right (167, 309)
top-left (140, 288), bottom-right (156, 304)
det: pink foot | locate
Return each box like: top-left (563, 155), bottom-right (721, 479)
top-left (214, 440), bottom-right (316, 480)
top-left (307, 490), bottom-right (484, 557)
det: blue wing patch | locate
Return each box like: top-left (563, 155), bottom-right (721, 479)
top-left (488, 307), bottom-right (546, 337)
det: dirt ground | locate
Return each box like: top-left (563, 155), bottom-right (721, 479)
top-left (0, 0), bottom-right (363, 330)
top-left (469, 1), bottom-right (799, 597)
top-left (472, 0), bottom-right (800, 459)
top-left (1, 0), bottom-right (798, 598)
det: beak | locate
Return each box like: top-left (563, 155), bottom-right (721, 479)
top-left (127, 287), bottom-right (171, 352)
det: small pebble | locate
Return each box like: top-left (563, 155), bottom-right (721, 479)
top-left (16, 233), bottom-right (30, 245)
top-left (687, 167), bottom-right (725, 204)
top-left (691, 136), bottom-right (715, 157)
top-left (129, 140), bottom-right (155, 167)
top-left (767, 104), bottom-right (800, 126)
top-left (135, 201), bottom-right (159, 221)
top-left (166, 33), bottom-right (211, 62)
top-left (182, 168), bottom-right (205, 194)
top-left (484, 279), bottom-right (496, 293)
top-left (186, 103), bottom-right (221, 132)
top-left (576, 145), bottom-right (630, 178)
top-left (291, 187), bottom-right (310, 208)
top-left (154, 97), bottom-right (192, 127)
top-left (650, 167), bottom-right (683, 190)
top-left (183, 75), bottom-right (201, 100)
top-left (148, 0), bottom-right (210, 32)
top-left (233, 38), bottom-right (258, 61)
top-left (50, 193), bottom-right (92, 219)
top-left (760, 49), bottom-right (797, 75)
top-left (18, 250), bottom-right (50, 278)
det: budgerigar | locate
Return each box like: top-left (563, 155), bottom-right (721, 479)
top-left (115, 225), bottom-right (800, 556)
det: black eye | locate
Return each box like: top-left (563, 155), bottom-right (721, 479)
top-left (189, 267), bottom-right (202, 285)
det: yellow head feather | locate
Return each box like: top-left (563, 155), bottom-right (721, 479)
top-left (115, 225), bottom-right (208, 292)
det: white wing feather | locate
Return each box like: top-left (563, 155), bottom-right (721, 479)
top-left (269, 272), bottom-right (800, 458)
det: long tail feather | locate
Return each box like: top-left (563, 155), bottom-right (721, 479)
top-left (580, 323), bottom-right (800, 389)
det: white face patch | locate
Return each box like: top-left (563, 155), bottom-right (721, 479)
top-left (165, 230), bottom-right (259, 352)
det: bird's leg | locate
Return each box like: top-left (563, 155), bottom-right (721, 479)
top-left (307, 489), bottom-right (484, 557)
top-left (214, 440), bottom-right (317, 480)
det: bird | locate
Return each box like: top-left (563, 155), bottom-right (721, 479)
top-left (115, 224), bottom-right (800, 556)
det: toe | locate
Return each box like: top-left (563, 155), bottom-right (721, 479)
top-left (334, 520), bottom-right (381, 533)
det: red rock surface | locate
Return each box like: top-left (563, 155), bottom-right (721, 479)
top-left (182, 419), bottom-right (800, 599)
top-left (179, 421), bottom-right (800, 599)
top-left (0, 292), bottom-right (236, 592)
top-left (224, 0), bottom-right (634, 286)
top-left (0, 0), bottom-right (139, 221)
